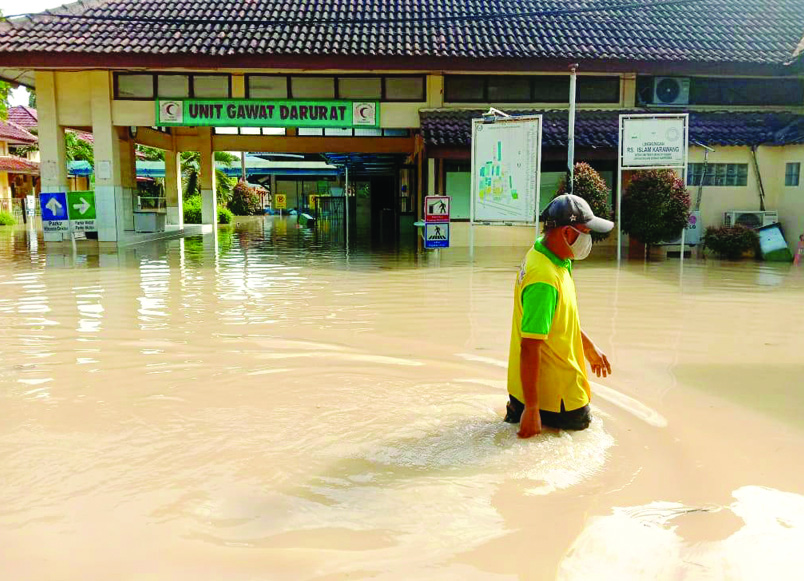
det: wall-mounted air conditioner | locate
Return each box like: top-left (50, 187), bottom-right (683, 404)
top-left (653, 77), bottom-right (691, 106)
top-left (724, 210), bottom-right (778, 229)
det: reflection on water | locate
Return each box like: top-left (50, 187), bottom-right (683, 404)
top-left (1, 218), bottom-right (803, 579)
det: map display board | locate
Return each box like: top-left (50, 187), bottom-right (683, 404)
top-left (471, 116), bottom-right (541, 223)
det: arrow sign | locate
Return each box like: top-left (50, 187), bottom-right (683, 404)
top-left (46, 197), bottom-right (63, 215)
top-left (73, 197), bottom-right (91, 215)
top-left (40, 192), bottom-right (68, 221)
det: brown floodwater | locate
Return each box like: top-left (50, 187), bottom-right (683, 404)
top-left (1, 218), bottom-right (803, 580)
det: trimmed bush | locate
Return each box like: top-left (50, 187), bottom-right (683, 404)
top-left (228, 180), bottom-right (262, 216)
top-left (217, 206), bottom-right (234, 224)
top-left (556, 162), bottom-right (613, 241)
top-left (183, 196), bottom-right (202, 224)
top-left (0, 211), bottom-right (16, 226)
top-left (622, 169), bottom-right (691, 246)
top-left (703, 225), bottom-right (760, 260)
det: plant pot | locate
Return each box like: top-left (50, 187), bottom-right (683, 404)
top-left (628, 237), bottom-right (646, 260)
top-left (646, 245), bottom-right (668, 261)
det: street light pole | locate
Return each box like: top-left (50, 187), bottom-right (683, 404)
top-left (567, 64), bottom-right (579, 196)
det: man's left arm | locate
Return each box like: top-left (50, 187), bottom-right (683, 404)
top-left (580, 330), bottom-right (612, 378)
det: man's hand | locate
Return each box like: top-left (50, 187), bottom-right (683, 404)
top-left (518, 408), bottom-right (542, 439)
top-left (584, 343), bottom-right (612, 378)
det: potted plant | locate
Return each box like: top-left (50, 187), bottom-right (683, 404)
top-left (556, 162), bottom-right (613, 242)
top-left (621, 169), bottom-right (691, 259)
top-left (702, 225), bottom-right (760, 260)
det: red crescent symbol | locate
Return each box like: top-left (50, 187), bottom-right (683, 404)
top-left (166, 103), bottom-right (178, 117)
top-left (358, 105), bottom-right (370, 120)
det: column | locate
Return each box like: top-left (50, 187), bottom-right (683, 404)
top-left (35, 71), bottom-right (69, 242)
top-left (90, 70), bottom-right (126, 243)
top-left (199, 128), bottom-right (217, 226)
top-left (164, 150), bottom-right (183, 227)
top-left (119, 132), bottom-right (137, 232)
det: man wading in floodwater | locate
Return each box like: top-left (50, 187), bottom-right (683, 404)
top-left (506, 194), bottom-right (614, 438)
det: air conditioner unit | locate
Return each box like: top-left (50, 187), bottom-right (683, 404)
top-left (653, 77), bottom-right (690, 106)
top-left (724, 210), bottom-right (778, 229)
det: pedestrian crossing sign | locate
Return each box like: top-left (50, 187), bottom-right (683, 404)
top-left (424, 223), bottom-right (449, 248)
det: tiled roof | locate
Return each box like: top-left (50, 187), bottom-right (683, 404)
top-left (420, 109), bottom-right (804, 148)
top-left (0, 155), bottom-right (39, 174)
top-left (7, 105), bottom-right (37, 129)
top-left (0, 120), bottom-right (37, 144)
top-left (1, 0), bottom-right (803, 66)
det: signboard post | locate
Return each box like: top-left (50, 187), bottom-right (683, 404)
top-left (67, 191), bottom-right (97, 232)
top-left (471, 115), bottom-right (542, 224)
top-left (40, 192), bottom-right (69, 240)
top-left (423, 195), bottom-right (451, 249)
top-left (617, 114), bottom-right (689, 262)
top-left (26, 195), bottom-right (36, 217)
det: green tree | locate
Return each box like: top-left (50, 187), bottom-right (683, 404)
top-left (136, 145), bottom-right (165, 161)
top-left (556, 162), bottom-right (613, 241)
top-left (64, 131), bottom-right (94, 165)
top-left (181, 150), bottom-right (236, 204)
top-left (621, 169), bottom-right (691, 247)
top-left (27, 87), bottom-right (36, 109)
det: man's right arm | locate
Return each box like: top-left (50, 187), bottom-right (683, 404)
top-left (518, 338), bottom-right (543, 438)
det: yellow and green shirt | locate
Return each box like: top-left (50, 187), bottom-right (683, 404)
top-left (507, 238), bottom-right (590, 413)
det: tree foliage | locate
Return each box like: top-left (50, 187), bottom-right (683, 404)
top-left (181, 150), bottom-right (236, 204)
top-left (556, 162), bottom-right (613, 241)
top-left (703, 226), bottom-right (760, 260)
top-left (621, 170), bottom-right (691, 246)
top-left (228, 180), bottom-right (262, 216)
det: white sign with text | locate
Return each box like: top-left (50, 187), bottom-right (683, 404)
top-left (622, 116), bottom-right (686, 168)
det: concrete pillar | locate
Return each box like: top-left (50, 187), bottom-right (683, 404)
top-left (35, 71), bottom-right (69, 242)
top-left (199, 128), bottom-right (217, 225)
top-left (164, 150), bottom-right (183, 226)
top-left (90, 70), bottom-right (126, 242)
top-left (119, 132), bottom-right (137, 232)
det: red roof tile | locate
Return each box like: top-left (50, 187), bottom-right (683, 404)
top-left (0, 155), bottom-right (39, 174)
top-left (7, 105), bottom-right (37, 129)
top-left (0, 0), bottom-right (802, 67)
top-left (0, 120), bottom-right (37, 145)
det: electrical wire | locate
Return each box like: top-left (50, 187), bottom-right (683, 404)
top-left (4, 0), bottom-right (706, 28)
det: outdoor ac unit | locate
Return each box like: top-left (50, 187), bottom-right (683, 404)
top-left (724, 210), bottom-right (778, 229)
top-left (653, 77), bottom-right (690, 106)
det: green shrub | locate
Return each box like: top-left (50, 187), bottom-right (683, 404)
top-left (227, 180), bottom-right (262, 216)
top-left (703, 225), bottom-right (760, 260)
top-left (622, 169), bottom-right (691, 246)
top-left (0, 211), bottom-right (16, 226)
top-left (556, 162), bottom-right (613, 241)
top-left (217, 206), bottom-right (233, 224)
top-left (183, 196), bottom-right (202, 224)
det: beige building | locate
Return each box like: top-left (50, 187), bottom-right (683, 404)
top-left (0, 0), bottom-right (802, 248)
top-left (0, 118), bottom-right (39, 214)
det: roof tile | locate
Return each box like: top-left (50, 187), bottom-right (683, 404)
top-left (0, 0), bottom-right (801, 65)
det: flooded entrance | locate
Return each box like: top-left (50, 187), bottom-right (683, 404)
top-left (1, 219), bottom-right (804, 579)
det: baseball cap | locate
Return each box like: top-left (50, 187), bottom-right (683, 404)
top-left (540, 194), bottom-right (614, 233)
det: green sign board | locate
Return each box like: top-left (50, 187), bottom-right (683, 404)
top-left (67, 190), bottom-right (97, 232)
top-left (156, 99), bottom-right (379, 128)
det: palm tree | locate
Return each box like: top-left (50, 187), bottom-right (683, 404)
top-left (181, 150), bottom-right (236, 204)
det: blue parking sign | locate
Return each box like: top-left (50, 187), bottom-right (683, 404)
top-left (40, 192), bottom-right (68, 221)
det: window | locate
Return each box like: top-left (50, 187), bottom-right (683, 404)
top-left (786, 162), bottom-right (801, 187)
top-left (444, 75), bottom-right (621, 103)
top-left (213, 127), bottom-right (286, 136)
top-left (157, 75), bottom-right (190, 98)
top-left (444, 76), bottom-right (485, 102)
top-left (384, 76), bottom-right (425, 101)
top-left (116, 74), bottom-right (154, 99)
top-left (193, 75), bottom-right (230, 98)
top-left (291, 76), bottom-right (335, 98)
top-left (115, 73), bottom-right (232, 99)
top-left (338, 77), bottom-right (382, 99)
top-left (247, 75), bottom-right (288, 98)
top-left (577, 76), bottom-right (620, 103)
top-left (688, 163), bottom-right (749, 186)
top-left (487, 76), bottom-right (531, 102)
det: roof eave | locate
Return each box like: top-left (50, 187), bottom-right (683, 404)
top-left (0, 51), bottom-right (798, 77)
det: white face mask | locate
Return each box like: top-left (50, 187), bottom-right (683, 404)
top-left (568, 227), bottom-right (592, 260)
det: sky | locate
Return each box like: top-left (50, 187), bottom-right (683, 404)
top-left (2, 0), bottom-right (66, 106)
